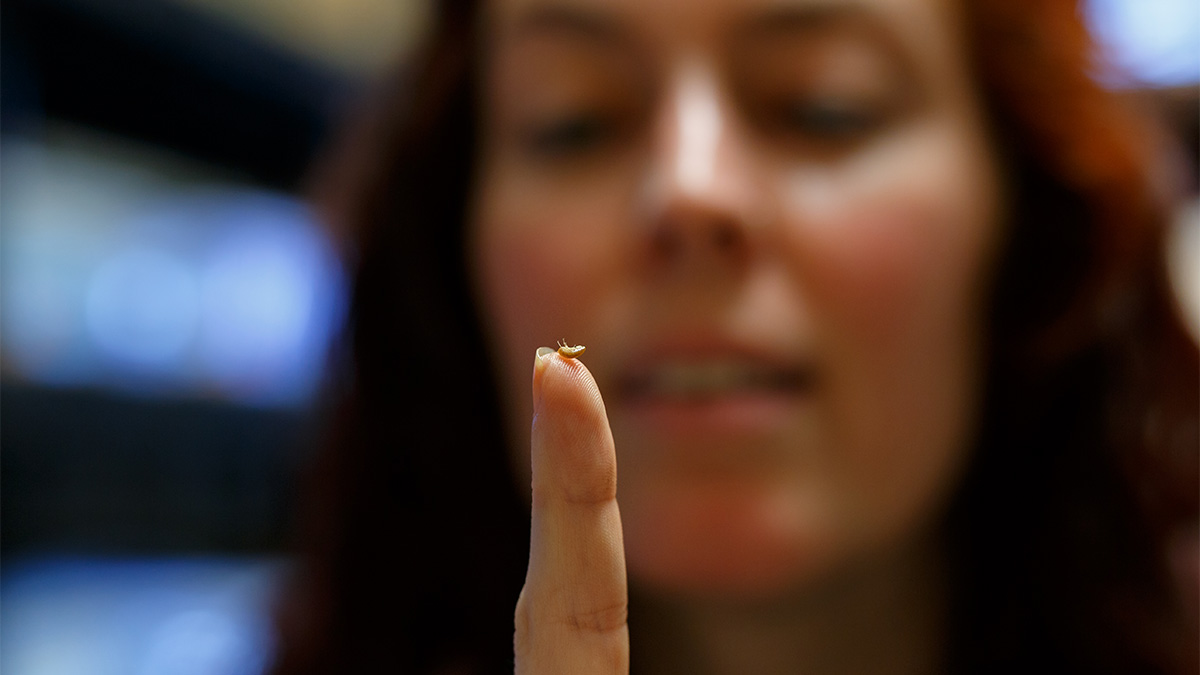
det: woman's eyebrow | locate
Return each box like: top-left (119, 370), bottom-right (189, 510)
top-left (733, 1), bottom-right (920, 84)
top-left (735, 2), bottom-right (900, 44)
top-left (501, 3), bottom-right (626, 47)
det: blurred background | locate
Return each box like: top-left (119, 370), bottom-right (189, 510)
top-left (0, 0), bottom-right (1195, 673)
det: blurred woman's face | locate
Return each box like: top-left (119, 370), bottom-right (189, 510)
top-left (471, 0), bottom-right (1001, 596)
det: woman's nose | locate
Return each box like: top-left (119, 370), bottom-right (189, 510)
top-left (640, 63), bottom-right (761, 267)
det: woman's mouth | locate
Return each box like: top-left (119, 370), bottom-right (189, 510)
top-left (616, 356), bottom-right (817, 437)
top-left (624, 360), bottom-right (813, 399)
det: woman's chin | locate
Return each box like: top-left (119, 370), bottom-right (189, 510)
top-left (621, 481), bottom-right (839, 599)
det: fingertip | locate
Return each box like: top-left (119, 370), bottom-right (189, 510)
top-left (540, 353), bottom-right (602, 414)
top-left (534, 345), bottom-right (601, 404)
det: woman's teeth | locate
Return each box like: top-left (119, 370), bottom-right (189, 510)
top-left (630, 361), bottom-right (807, 399)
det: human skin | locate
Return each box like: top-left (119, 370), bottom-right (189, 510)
top-left (469, 0), bottom-right (1003, 669)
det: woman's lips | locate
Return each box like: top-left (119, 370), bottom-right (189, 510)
top-left (615, 351), bottom-right (817, 437)
top-left (623, 359), bottom-right (812, 399)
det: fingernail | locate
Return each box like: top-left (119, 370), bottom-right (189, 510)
top-left (532, 346), bottom-right (556, 409)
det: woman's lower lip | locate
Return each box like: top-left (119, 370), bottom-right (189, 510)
top-left (617, 391), bottom-right (803, 438)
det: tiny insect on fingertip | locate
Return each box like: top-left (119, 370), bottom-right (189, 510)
top-left (556, 339), bottom-right (586, 359)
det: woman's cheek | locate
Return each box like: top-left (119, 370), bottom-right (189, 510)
top-left (780, 147), bottom-right (992, 360)
top-left (778, 159), bottom-right (994, 555)
top-left (808, 210), bottom-right (929, 338)
top-left (475, 191), bottom-right (623, 354)
top-left (780, 128), bottom-right (997, 352)
top-left (480, 226), bottom-right (587, 345)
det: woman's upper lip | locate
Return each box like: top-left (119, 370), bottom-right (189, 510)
top-left (613, 334), bottom-right (818, 399)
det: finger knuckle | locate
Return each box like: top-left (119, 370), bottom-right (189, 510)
top-left (561, 461), bottom-right (618, 505)
top-left (563, 601), bottom-right (628, 635)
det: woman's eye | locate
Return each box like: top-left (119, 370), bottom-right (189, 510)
top-left (781, 100), bottom-right (882, 142)
top-left (522, 114), bottom-right (614, 158)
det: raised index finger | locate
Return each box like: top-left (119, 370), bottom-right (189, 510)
top-left (515, 347), bottom-right (629, 674)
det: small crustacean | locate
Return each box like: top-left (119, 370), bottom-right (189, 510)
top-left (556, 339), bottom-right (586, 359)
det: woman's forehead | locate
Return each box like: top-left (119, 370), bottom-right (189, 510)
top-left (481, 0), bottom-right (969, 105)
top-left (482, 0), bottom-right (962, 79)
top-left (484, 0), bottom-right (953, 45)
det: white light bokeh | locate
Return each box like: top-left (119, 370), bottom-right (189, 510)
top-left (1088, 0), bottom-right (1200, 87)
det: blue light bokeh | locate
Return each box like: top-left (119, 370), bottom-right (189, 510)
top-left (86, 246), bottom-right (201, 371)
top-left (1, 135), bottom-right (346, 407)
top-left (1, 557), bottom-right (284, 675)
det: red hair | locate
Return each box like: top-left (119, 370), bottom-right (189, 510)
top-left (966, 0), bottom-right (1196, 537)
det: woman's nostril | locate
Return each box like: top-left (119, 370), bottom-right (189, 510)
top-left (649, 211), bottom-right (748, 264)
top-left (713, 223), bottom-right (740, 251)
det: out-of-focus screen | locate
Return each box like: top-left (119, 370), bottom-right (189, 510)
top-left (2, 132), bottom-right (344, 406)
top-left (0, 0), bottom-right (1194, 673)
